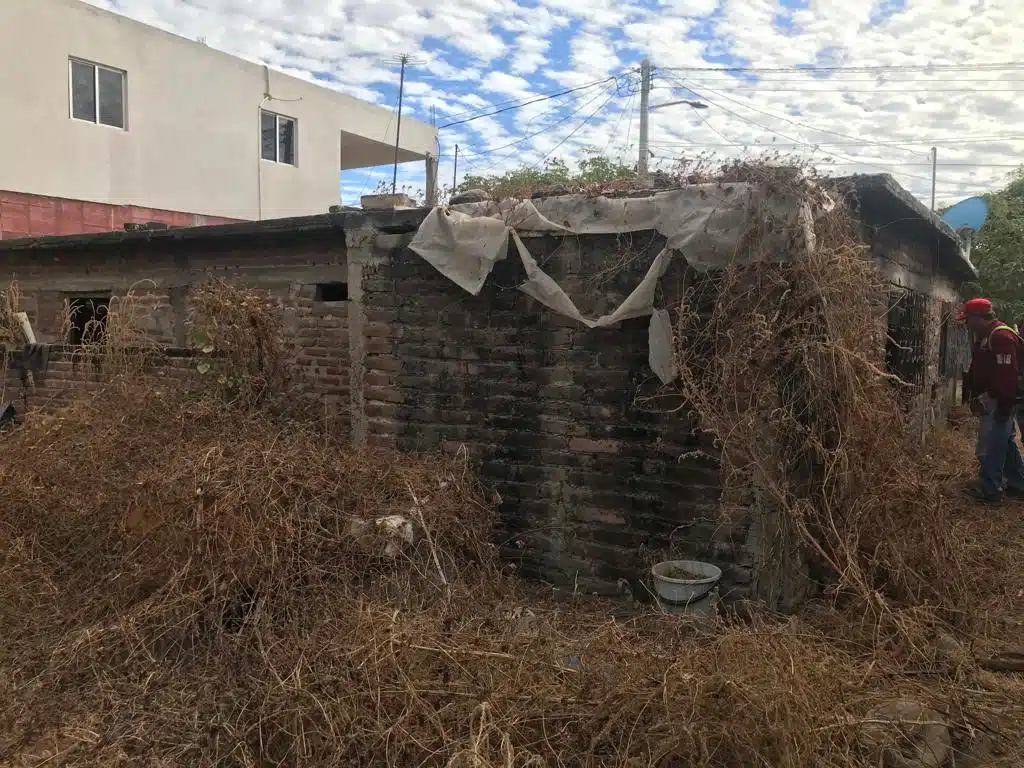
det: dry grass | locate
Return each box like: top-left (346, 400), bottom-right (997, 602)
top-left (673, 173), bottom-right (975, 620)
top-left (1, 170), bottom-right (1023, 766)
top-left (1, 380), bottom-right (1022, 768)
top-left (62, 281), bottom-right (164, 378)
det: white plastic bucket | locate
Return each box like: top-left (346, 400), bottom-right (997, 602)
top-left (651, 559), bottom-right (722, 606)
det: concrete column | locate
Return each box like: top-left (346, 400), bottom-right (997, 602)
top-left (425, 153), bottom-right (438, 206)
top-left (346, 224), bottom-right (377, 446)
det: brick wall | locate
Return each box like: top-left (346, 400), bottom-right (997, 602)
top-left (0, 189), bottom-right (239, 240)
top-left (1, 204), bottom-right (967, 605)
top-left (866, 222), bottom-right (965, 436)
top-left (7, 233), bottom-right (352, 429)
top-left (357, 232), bottom-right (742, 600)
top-left (2, 346), bottom-right (196, 412)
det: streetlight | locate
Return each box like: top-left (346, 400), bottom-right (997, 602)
top-left (638, 86), bottom-right (709, 181)
top-left (649, 99), bottom-right (709, 111)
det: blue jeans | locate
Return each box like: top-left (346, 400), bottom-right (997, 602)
top-left (976, 405), bottom-right (1024, 499)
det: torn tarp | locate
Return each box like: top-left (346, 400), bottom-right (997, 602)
top-left (408, 184), bottom-right (819, 382)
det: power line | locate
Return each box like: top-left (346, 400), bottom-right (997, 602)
top-left (646, 135), bottom-right (1024, 148)
top-left (664, 87), bottom-right (1024, 94)
top-left (622, 86), bottom-right (639, 158)
top-left (661, 76), bottom-right (937, 184)
top-left (439, 76), bottom-right (621, 129)
top-left (820, 162), bottom-right (1023, 168)
top-left (691, 108), bottom-right (733, 145)
top-left (602, 83), bottom-right (638, 157)
top-left (459, 85), bottom-right (618, 160)
top-left (532, 88), bottom-right (620, 169)
top-left (660, 62), bottom-right (1024, 74)
top-left (666, 74), bottom-right (927, 157)
top-left (438, 76), bottom-right (628, 123)
top-left (662, 76), bottom-right (1024, 84)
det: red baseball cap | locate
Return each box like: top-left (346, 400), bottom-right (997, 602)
top-left (957, 297), bottom-right (993, 321)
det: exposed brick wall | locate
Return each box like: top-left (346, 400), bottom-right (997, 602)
top-left (6, 234), bottom-right (351, 429)
top-left (2, 346), bottom-right (196, 413)
top-left (290, 283), bottom-right (351, 427)
top-left (0, 189), bottom-right (239, 240)
top-left (1, 204), bottom-right (967, 605)
top-left (866, 222), bottom-right (965, 435)
top-left (359, 232), bottom-right (739, 599)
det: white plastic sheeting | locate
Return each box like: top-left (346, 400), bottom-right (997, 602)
top-left (408, 185), bottom-right (815, 384)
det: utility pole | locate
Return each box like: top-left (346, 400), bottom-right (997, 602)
top-left (638, 58), bottom-right (651, 183)
top-left (389, 54), bottom-right (422, 195)
top-left (930, 146), bottom-right (937, 211)
top-left (452, 144), bottom-right (459, 192)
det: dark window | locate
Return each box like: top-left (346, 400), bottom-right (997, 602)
top-left (97, 67), bottom-right (125, 128)
top-left (260, 110), bottom-right (277, 161)
top-left (70, 58), bottom-right (125, 128)
top-left (278, 116), bottom-right (296, 165)
top-left (70, 60), bottom-right (96, 121)
top-left (67, 297), bottom-right (110, 345)
top-left (315, 282), bottom-right (348, 302)
top-left (885, 287), bottom-right (927, 389)
top-left (260, 109), bottom-right (297, 165)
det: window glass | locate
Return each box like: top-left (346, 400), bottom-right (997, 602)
top-left (71, 60), bottom-right (96, 121)
top-left (278, 116), bottom-right (296, 165)
top-left (261, 110), bottom-right (277, 161)
top-left (97, 68), bottom-right (124, 128)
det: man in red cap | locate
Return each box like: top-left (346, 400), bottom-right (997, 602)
top-left (961, 298), bottom-right (1024, 503)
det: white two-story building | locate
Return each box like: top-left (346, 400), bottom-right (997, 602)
top-left (0, 0), bottom-right (438, 238)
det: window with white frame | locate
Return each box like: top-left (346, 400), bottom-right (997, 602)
top-left (70, 58), bottom-right (126, 129)
top-left (261, 110), bottom-right (297, 165)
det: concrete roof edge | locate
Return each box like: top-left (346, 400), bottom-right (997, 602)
top-left (832, 173), bottom-right (978, 281)
top-left (0, 208), bottom-right (432, 253)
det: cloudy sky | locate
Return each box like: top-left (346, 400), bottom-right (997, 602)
top-left (87, 0), bottom-right (1024, 207)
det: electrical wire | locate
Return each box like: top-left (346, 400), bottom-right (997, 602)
top-left (531, 87), bottom-right (620, 170)
top-left (458, 84), bottom-right (622, 162)
top-left (439, 76), bottom-right (621, 129)
top-left (667, 76), bottom-right (1024, 84)
top-left (601, 82), bottom-right (638, 157)
top-left (667, 87), bottom-right (1024, 93)
top-left (691, 108), bottom-right (733, 145)
top-left (646, 135), bottom-right (1024, 148)
top-left (622, 86), bottom-right (639, 159)
top-left (438, 73), bottom-right (633, 123)
top-left (666, 73), bottom-right (928, 157)
top-left (660, 77), bottom-right (938, 184)
top-left (661, 62), bottom-right (1024, 74)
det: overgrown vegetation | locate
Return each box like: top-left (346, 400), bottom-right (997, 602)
top-left (2, 172), bottom-right (1024, 765)
top-left (673, 169), bottom-right (971, 622)
top-left (960, 167), bottom-right (1024, 323)
top-left (458, 150), bottom-right (636, 197)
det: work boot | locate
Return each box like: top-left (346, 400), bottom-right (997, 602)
top-left (1005, 485), bottom-right (1024, 500)
top-left (963, 485), bottom-right (1001, 505)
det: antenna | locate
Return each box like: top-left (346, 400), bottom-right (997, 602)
top-left (388, 54), bottom-right (424, 195)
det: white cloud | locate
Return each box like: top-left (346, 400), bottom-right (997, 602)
top-left (81, 0), bottom-right (1024, 205)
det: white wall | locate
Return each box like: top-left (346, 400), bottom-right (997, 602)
top-left (0, 0), bottom-right (437, 220)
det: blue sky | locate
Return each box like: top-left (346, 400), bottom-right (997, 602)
top-left (92, 0), bottom-right (1024, 207)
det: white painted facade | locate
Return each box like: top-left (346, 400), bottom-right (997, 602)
top-left (0, 0), bottom-right (437, 221)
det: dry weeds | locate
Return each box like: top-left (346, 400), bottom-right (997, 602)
top-left (1, 169), bottom-right (1023, 766)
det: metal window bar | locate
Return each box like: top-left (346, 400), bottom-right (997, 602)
top-left (885, 286), bottom-right (928, 389)
top-left (940, 308), bottom-right (972, 378)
